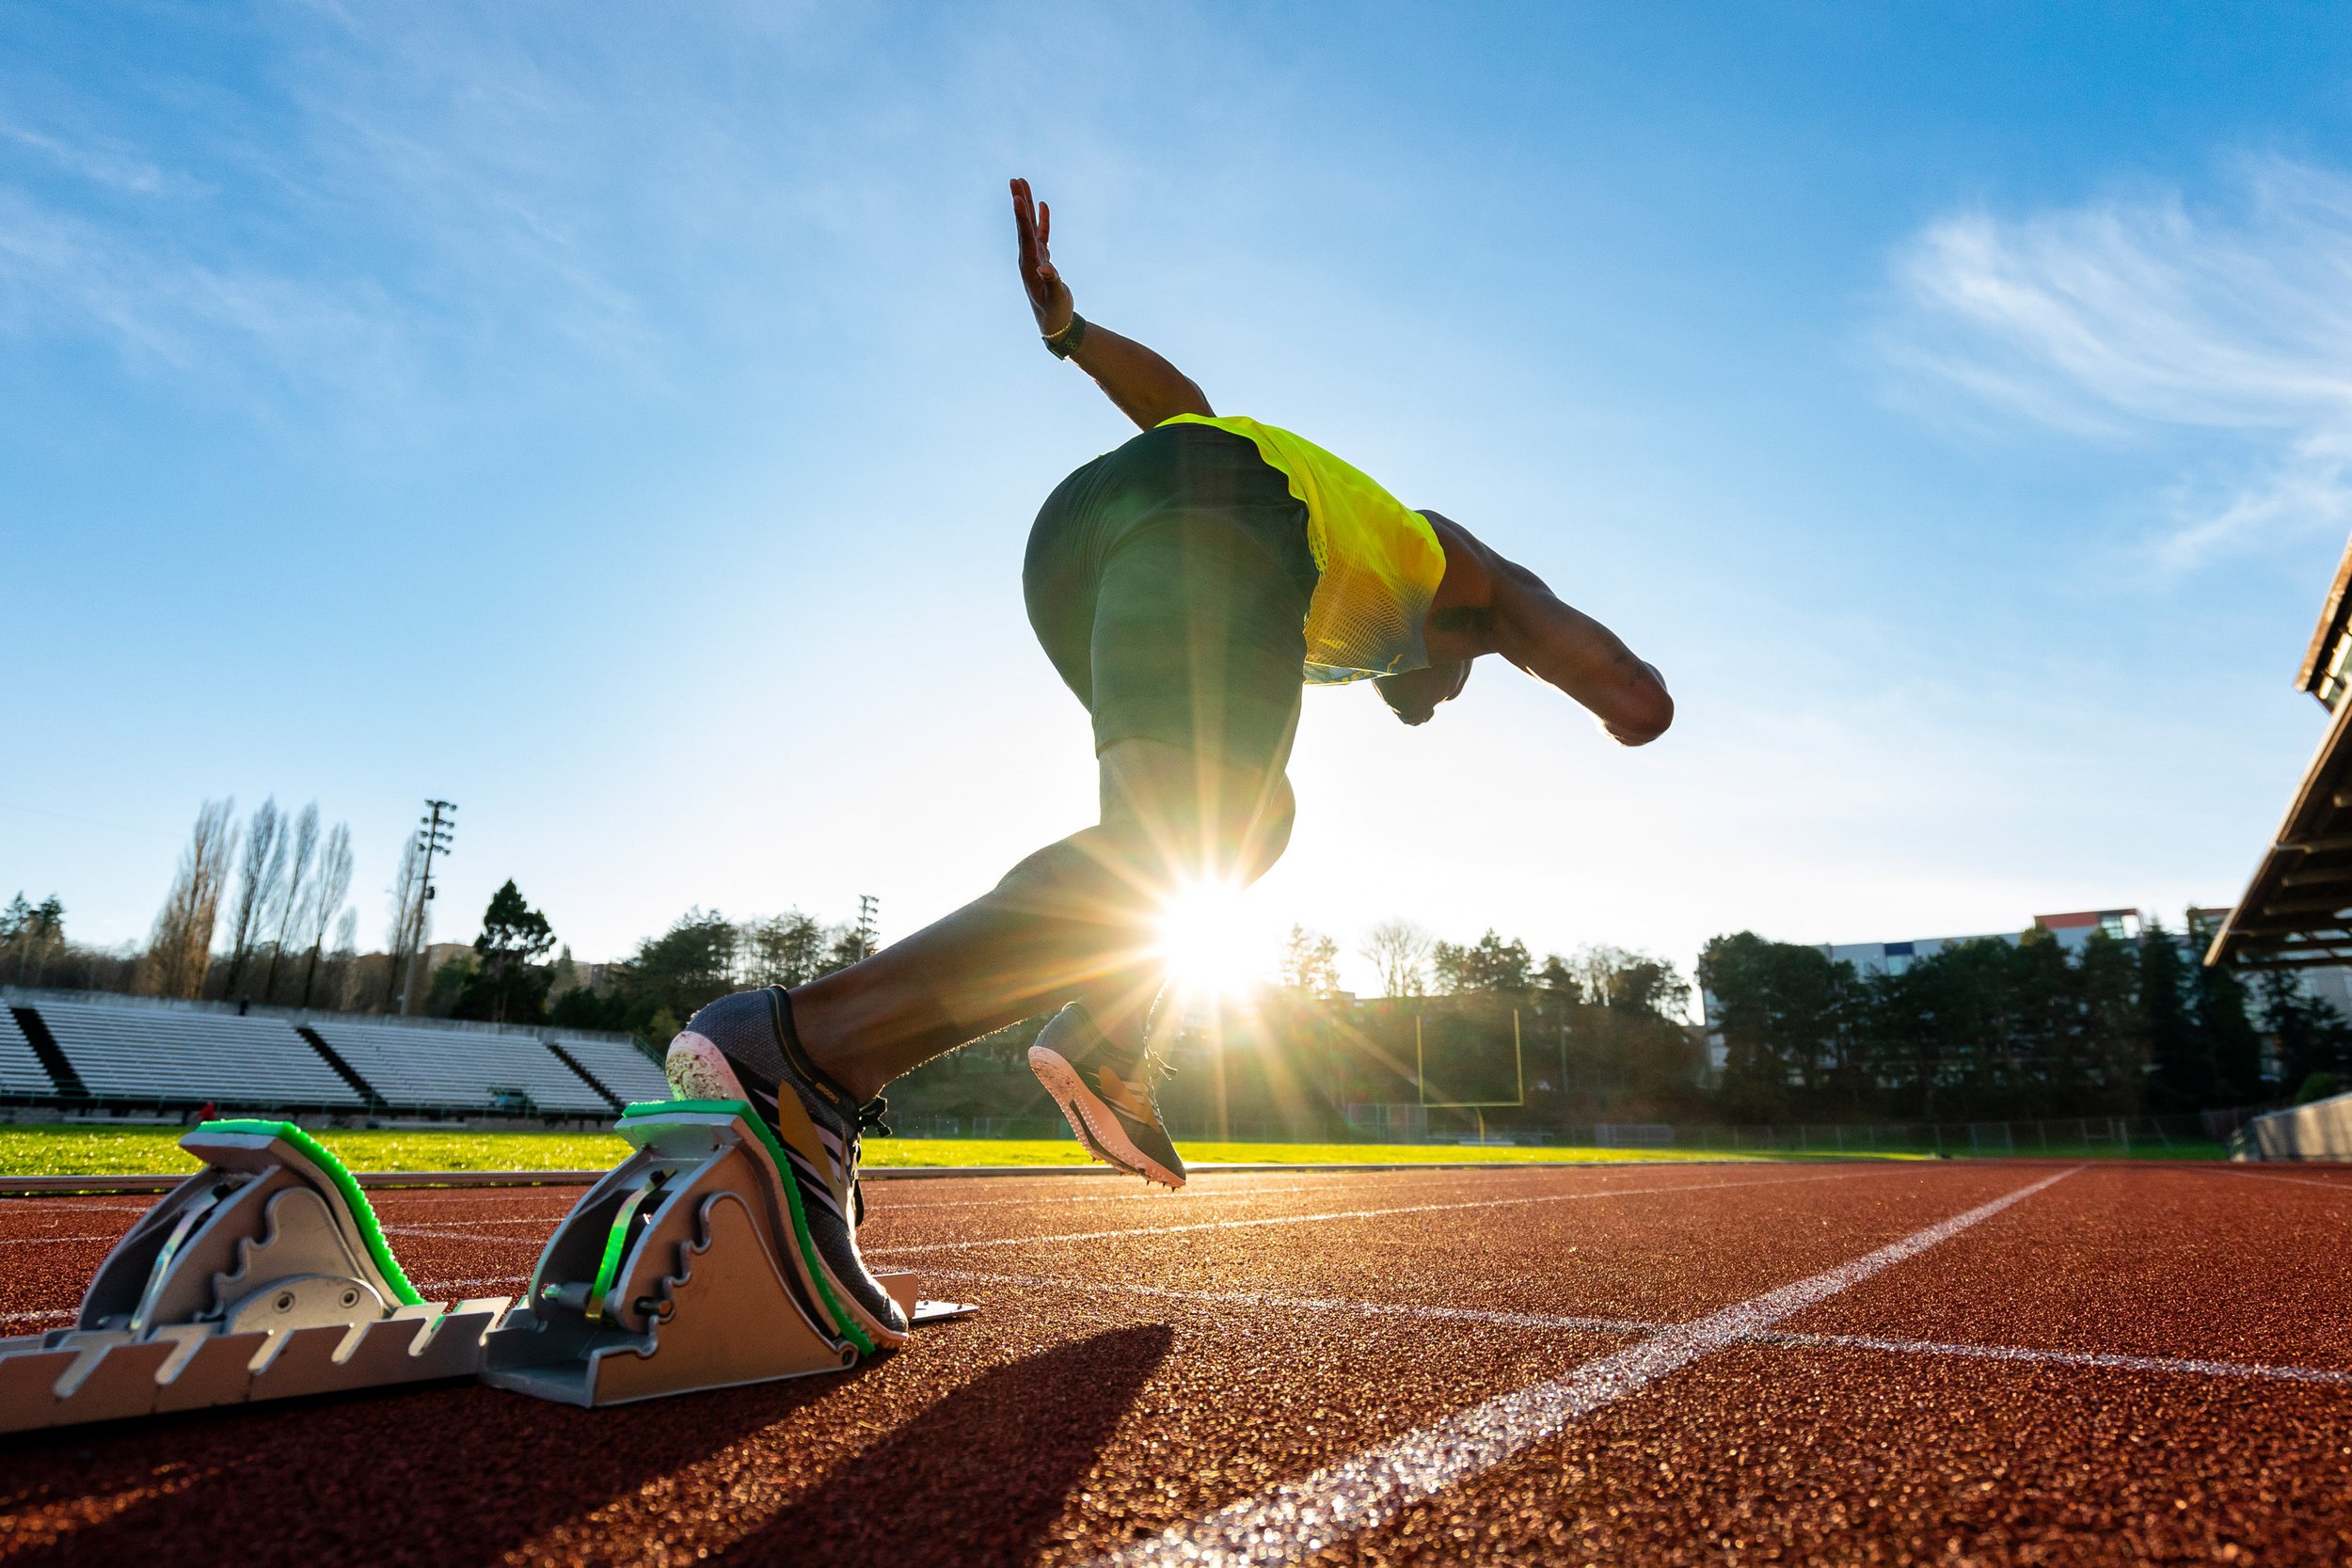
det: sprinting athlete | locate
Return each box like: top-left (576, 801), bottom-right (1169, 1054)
top-left (663, 178), bottom-right (1674, 1349)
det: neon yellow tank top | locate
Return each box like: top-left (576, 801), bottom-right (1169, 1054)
top-left (1159, 414), bottom-right (1446, 684)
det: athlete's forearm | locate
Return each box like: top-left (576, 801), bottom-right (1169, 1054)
top-left (1068, 322), bottom-right (1214, 430)
top-left (1494, 567), bottom-right (1674, 746)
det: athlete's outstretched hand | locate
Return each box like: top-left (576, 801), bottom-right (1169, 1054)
top-left (1010, 177), bottom-right (1075, 338)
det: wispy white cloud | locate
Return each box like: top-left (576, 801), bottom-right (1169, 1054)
top-left (0, 120), bottom-right (170, 194)
top-left (1887, 158), bottom-right (2352, 568)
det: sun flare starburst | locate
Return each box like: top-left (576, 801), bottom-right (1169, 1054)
top-left (1155, 879), bottom-right (1260, 999)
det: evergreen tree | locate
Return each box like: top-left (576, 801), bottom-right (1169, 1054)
top-left (2258, 969), bottom-right (2352, 1097)
top-left (455, 879), bottom-right (558, 1024)
top-left (2137, 920), bottom-right (2210, 1108)
top-left (2010, 927), bottom-right (2076, 1113)
top-left (2189, 955), bottom-right (2265, 1105)
top-left (2074, 929), bottom-right (2147, 1116)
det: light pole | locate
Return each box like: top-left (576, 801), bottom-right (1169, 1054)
top-left (396, 800), bottom-right (456, 1015)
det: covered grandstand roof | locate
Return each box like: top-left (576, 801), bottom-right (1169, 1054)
top-left (2208, 531), bottom-right (2352, 969)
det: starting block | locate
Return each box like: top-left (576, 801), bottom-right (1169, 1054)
top-left (0, 1103), bottom-right (975, 1433)
top-left (0, 1120), bottom-right (507, 1433)
top-left (484, 1101), bottom-right (973, 1408)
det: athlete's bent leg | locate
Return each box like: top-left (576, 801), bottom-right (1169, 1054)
top-left (783, 736), bottom-right (1292, 1103)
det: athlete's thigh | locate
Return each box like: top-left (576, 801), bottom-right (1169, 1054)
top-left (1096, 736), bottom-right (1295, 889)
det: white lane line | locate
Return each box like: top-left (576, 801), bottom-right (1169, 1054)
top-left (926, 1269), bottom-right (1674, 1338)
top-left (0, 1234), bottom-right (116, 1246)
top-left (869, 1170), bottom-right (1870, 1259)
top-left (0, 1307), bottom-right (74, 1325)
top-left (405, 1274), bottom-right (529, 1293)
top-left (2220, 1167), bottom-right (2352, 1196)
top-left (873, 1183), bottom-right (1335, 1212)
top-left (930, 1269), bottom-right (2352, 1390)
top-left (866, 1165), bottom-right (1736, 1215)
top-left (1092, 1166), bottom-right (2079, 1568)
top-left (1749, 1327), bottom-right (2352, 1386)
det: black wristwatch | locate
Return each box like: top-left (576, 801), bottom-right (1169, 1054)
top-left (1044, 312), bottom-right (1088, 359)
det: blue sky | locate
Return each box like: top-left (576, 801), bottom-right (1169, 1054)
top-left (8, 2), bottom-right (2352, 995)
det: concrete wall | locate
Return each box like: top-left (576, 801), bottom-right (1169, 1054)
top-left (2233, 1091), bottom-right (2352, 1162)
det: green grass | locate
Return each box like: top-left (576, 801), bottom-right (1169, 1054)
top-left (0, 1124), bottom-right (1818, 1179)
top-left (0, 1125), bottom-right (635, 1178)
top-left (869, 1138), bottom-right (1806, 1168)
top-left (0, 1123), bottom-right (2216, 1180)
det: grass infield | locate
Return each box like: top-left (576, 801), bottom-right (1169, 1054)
top-left (0, 1124), bottom-right (2216, 1179)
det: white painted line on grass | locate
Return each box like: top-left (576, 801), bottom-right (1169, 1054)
top-left (1090, 1166), bottom-right (2079, 1568)
top-left (869, 1170), bottom-right (1869, 1259)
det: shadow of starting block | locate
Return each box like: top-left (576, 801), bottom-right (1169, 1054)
top-left (0, 1121), bottom-right (508, 1433)
top-left (483, 1101), bottom-right (975, 1408)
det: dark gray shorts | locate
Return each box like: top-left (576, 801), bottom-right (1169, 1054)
top-left (1024, 423), bottom-right (1318, 771)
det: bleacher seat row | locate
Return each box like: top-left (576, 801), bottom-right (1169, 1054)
top-left (0, 999), bottom-right (665, 1117)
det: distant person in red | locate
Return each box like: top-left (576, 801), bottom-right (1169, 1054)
top-left (663, 179), bottom-right (1674, 1351)
top-left (195, 1101), bottom-right (217, 1125)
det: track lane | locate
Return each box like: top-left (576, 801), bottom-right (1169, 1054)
top-left (3, 1161), bottom-right (2345, 1566)
top-left (1785, 1162), bottom-right (2352, 1370)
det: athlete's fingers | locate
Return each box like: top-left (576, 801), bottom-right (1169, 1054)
top-left (1037, 200), bottom-right (1052, 266)
top-left (1011, 180), bottom-right (1039, 259)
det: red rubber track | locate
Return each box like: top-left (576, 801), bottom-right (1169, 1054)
top-left (0, 1161), bottom-right (2344, 1565)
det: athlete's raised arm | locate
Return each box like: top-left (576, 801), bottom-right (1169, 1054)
top-left (1012, 178), bottom-right (1213, 431)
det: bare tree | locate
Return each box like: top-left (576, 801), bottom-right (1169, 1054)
top-left (262, 802), bottom-right (319, 1002)
top-left (387, 832), bottom-right (428, 1012)
top-left (328, 908), bottom-right (360, 1011)
top-left (1360, 919), bottom-right (1434, 999)
top-left (140, 800), bottom-right (238, 1000)
top-left (1279, 924), bottom-right (1343, 997)
top-left (298, 821), bottom-right (354, 1008)
top-left (218, 799), bottom-right (286, 1001)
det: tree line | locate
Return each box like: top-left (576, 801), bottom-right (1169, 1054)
top-left (1699, 915), bottom-right (2350, 1122)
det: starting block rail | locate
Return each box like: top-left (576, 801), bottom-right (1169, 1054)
top-left (0, 1104), bottom-right (973, 1433)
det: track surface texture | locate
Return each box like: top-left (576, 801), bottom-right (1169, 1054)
top-left (1, 1160), bottom-right (2347, 1566)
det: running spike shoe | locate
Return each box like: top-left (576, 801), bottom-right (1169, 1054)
top-left (1027, 1001), bottom-right (1186, 1189)
top-left (664, 987), bottom-right (910, 1348)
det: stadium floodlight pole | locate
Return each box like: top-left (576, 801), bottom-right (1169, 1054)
top-left (856, 894), bottom-right (879, 961)
top-left (396, 800), bottom-right (457, 1016)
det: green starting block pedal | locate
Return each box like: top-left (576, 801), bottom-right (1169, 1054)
top-left (482, 1101), bottom-right (974, 1409)
top-left (0, 1121), bottom-right (508, 1433)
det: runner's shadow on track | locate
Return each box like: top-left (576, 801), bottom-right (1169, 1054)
top-left (724, 1323), bottom-right (1174, 1568)
top-left (1, 1324), bottom-right (1168, 1568)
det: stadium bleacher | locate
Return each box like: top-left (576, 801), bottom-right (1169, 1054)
top-left (307, 1020), bottom-right (611, 1116)
top-left (0, 1008), bottom-right (57, 1099)
top-left (552, 1036), bottom-right (669, 1106)
top-left (34, 1000), bottom-right (363, 1108)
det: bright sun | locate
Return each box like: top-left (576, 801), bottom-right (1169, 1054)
top-left (1155, 879), bottom-right (1259, 999)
